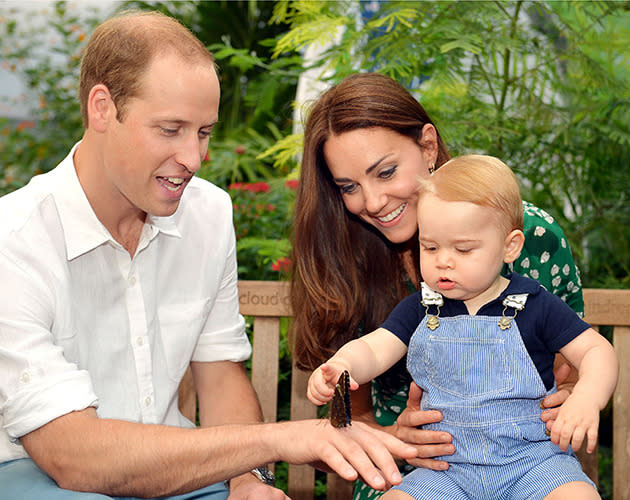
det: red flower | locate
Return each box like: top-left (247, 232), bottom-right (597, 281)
top-left (271, 257), bottom-right (292, 273)
top-left (285, 179), bottom-right (299, 190)
top-left (234, 144), bottom-right (246, 155)
top-left (229, 182), bottom-right (243, 191)
top-left (244, 182), bottom-right (270, 193)
top-left (16, 120), bottom-right (35, 131)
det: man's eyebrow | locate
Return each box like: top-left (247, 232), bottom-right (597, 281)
top-left (152, 119), bottom-right (218, 130)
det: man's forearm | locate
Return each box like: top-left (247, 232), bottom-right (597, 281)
top-left (20, 408), bottom-right (276, 497)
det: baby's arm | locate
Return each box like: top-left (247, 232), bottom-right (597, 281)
top-left (552, 328), bottom-right (618, 453)
top-left (307, 328), bottom-right (407, 406)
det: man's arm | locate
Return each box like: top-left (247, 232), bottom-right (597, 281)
top-left (192, 360), bottom-right (287, 498)
top-left (20, 405), bottom-right (416, 497)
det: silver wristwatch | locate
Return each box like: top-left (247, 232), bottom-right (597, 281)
top-left (250, 465), bottom-right (275, 486)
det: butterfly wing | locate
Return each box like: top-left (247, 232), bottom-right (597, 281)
top-left (329, 370), bottom-right (352, 428)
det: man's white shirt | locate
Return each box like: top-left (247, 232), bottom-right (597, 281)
top-left (0, 144), bottom-right (251, 462)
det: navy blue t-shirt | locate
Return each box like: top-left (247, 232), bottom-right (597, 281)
top-left (381, 274), bottom-right (590, 390)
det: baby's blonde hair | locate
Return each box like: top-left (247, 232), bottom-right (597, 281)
top-left (418, 154), bottom-right (524, 235)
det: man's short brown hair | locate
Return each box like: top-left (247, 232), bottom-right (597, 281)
top-left (78, 10), bottom-right (215, 127)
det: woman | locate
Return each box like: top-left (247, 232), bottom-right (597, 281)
top-left (290, 73), bottom-right (583, 499)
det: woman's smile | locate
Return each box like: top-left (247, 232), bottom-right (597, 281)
top-left (376, 202), bottom-right (407, 224)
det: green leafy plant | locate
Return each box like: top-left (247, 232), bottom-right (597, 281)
top-left (0, 1), bottom-right (99, 194)
top-left (267, 0), bottom-right (630, 290)
top-left (228, 179), bottom-right (296, 280)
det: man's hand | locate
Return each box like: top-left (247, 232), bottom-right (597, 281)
top-left (269, 419), bottom-right (416, 492)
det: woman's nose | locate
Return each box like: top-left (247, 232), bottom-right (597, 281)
top-left (363, 185), bottom-right (386, 214)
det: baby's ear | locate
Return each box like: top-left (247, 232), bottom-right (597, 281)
top-left (504, 229), bottom-right (525, 264)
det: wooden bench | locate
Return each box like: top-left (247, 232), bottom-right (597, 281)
top-left (178, 282), bottom-right (630, 500)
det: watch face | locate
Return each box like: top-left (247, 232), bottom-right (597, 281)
top-left (252, 466), bottom-right (275, 485)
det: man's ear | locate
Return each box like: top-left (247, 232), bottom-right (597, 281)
top-left (86, 84), bottom-right (115, 133)
top-left (504, 229), bottom-right (525, 264)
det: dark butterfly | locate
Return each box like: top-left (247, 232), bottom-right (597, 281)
top-left (329, 370), bottom-right (352, 428)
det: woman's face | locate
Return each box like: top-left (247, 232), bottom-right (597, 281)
top-left (323, 126), bottom-right (437, 244)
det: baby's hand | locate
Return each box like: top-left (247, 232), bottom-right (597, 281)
top-left (307, 363), bottom-right (356, 406)
top-left (549, 390), bottom-right (600, 453)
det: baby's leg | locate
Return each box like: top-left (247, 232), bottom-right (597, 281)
top-left (543, 481), bottom-right (600, 500)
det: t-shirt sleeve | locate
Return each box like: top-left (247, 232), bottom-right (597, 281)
top-left (536, 289), bottom-right (591, 353)
top-left (381, 292), bottom-right (424, 346)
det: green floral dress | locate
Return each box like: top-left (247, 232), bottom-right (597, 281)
top-left (352, 201), bottom-right (584, 500)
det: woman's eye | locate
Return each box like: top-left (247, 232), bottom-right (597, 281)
top-left (379, 166), bottom-right (397, 179)
top-left (339, 184), bottom-right (357, 195)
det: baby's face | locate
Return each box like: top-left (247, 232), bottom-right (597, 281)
top-left (417, 193), bottom-right (510, 303)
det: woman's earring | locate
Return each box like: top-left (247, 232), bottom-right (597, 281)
top-left (428, 163), bottom-right (436, 174)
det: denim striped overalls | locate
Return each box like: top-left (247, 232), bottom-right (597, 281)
top-left (391, 284), bottom-right (594, 499)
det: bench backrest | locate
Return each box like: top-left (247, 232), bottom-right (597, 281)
top-left (178, 282), bottom-right (630, 500)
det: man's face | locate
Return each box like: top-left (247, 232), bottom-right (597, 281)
top-left (103, 51), bottom-right (220, 217)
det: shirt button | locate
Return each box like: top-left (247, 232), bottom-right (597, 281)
top-left (129, 276), bottom-right (137, 286)
top-left (20, 372), bottom-right (31, 383)
top-left (136, 337), bottom-right (144, 346)
top-left (145, 396), bottom-right (152, 407)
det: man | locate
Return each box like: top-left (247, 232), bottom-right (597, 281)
top-left (0, 11), bottom-right (414, 500)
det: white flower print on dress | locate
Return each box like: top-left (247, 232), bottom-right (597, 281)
top-left (563, 264), bottom-right (571, 276)
top-left (552, 276), bottom-right (562, 288)
top-left (530, 269), bottom-right (540, 279)
top-left (551, 264), bottom-right (559, 276)
top-left (521, 257), bottom-right (530, 269)
top-left (534, 226), bottom-right (546, 237)
top-left (541, 251), bottom-right (550, 263)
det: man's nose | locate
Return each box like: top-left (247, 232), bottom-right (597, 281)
top-left (175, 134), bottom-right (203, 173)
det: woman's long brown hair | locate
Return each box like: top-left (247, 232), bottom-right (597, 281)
top-left (290, 73), bottom-right (450, 370)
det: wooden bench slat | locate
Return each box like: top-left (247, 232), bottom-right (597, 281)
top-left (251, 317), bottom-right (280, 423)
top-left (583, 289), bottom-right (630, 325)
top-left (238, 280), bottom-right (291, 316)
top-left (289, 365), bottom-right (316, 500)
top-left (613, 325), bottom-right (630, 500)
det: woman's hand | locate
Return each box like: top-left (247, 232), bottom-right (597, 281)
top-left (392, 382), bottom-right (454, 470)
top-left (352, 382), bottom-right (454, 471)
top-left (540, 356), bottom-right (577, 431)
